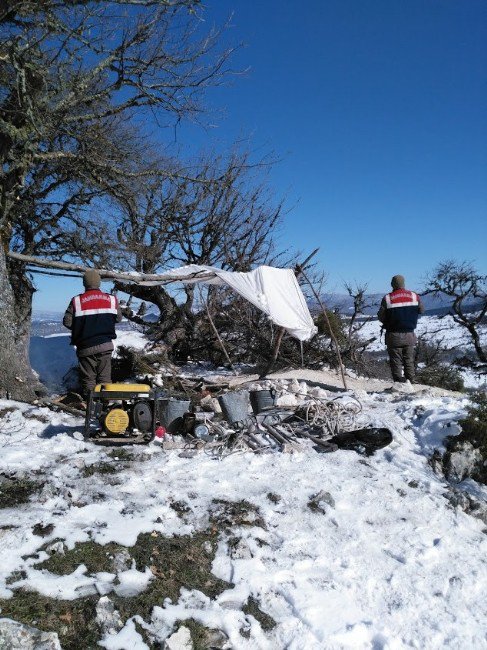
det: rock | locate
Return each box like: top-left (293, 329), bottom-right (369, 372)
top-left (95, 597), bottom-right (123, 636)
top-left (32, 523), bottom-right (54, 538)
top-left (164, 626), bottom-right (193, 650)
top-left (229, 538), bottom-right (252, 560)
top-left (200, 628), bottom-right (229, 649)
top-left (444, 442), bottom-right (484, 483)
top-left (0, 618), bottom-right (61, 650)
top-left (288, 379), bottom-right (301, 394)
top-left (45, 541), bottom-right (65, 556)
top-left (200, 395), bottom-right (222, 414)
top-left (444, 487), bottom-right (487, 525)
top-left (275, 393), bottom-right (298, 408)
top-left (308, 490), bottom-right (335, 514)
top-left (201, 541), bottom-right (213, 555)
top-left (308, 387), bottom-right (329, 400)
top-left (112, 548), bottom-right (132, 572)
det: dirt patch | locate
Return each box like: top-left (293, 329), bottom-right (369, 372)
top-left (243, 595), bottom-right (277, 631)
top-left (211, 498), bottom-right (266, 530)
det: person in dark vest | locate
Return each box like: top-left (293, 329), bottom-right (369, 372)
top-left (378, 275), bottom-right (424, 383)
top-left (63, 270), bottom-right (122, 396)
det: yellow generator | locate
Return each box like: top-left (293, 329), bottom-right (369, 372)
top-left (84, 383), bottom-right (159, 443)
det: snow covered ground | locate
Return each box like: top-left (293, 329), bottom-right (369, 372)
top-left (357, 314), bottom-right (487, 390)
top-left (1, 383), bottom-right (486, 649)
top-left (358, 313), bottom-right (486, 354)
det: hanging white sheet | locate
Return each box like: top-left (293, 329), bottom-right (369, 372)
top-left (138, 264), bottom-right (317, 341)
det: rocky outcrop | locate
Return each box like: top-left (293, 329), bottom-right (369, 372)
top-left (0, 618), bottom-right (61, 650)
top-left (443, 441), bottom-right (485, 483)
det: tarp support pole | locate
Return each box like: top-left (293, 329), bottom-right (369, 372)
top-left (201, 290), bottom-right (235, 372)
top-left (300, 267), bottom-right (348, 391)
top-left (260, 248), bottom-right (319, 377)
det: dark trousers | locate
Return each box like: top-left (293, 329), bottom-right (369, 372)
top-left (387, 345), bottom-right (415, 382)
top-left (78, 352), bottom-right (112, 396)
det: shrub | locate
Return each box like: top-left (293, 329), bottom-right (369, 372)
top-left (416, 365), bottom-right (465, 392)
top-left (460, 391), bottom-right (487, 456)
top-left (315, 310), bottom-right (347, 346)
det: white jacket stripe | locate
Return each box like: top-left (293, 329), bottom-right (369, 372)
top-left (74, 307), bottom-right (118, 316)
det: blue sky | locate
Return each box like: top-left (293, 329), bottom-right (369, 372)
top-left (34, 0), bottom-right (486, 311)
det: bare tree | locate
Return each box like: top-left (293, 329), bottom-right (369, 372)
top-left (0, 0), bottom-right (233, 398)
top-left (105, 149), bottom-right (284, 361)
top-left (424, 260), bottom-right (486, 362)
top-left (342, 281), bottom-right (377, 368)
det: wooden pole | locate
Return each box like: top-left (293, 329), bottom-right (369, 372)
top-left (200, 288), bottom-right (235, 372)
top-left (260, 248), bottom-right (319, 378)
top-left (299, 267), bottom-right (348, 391)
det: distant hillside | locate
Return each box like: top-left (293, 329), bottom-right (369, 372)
top-left (32, 293), bottom-right (483, 331)
top-left (319, 293), bottom-right (483, 316)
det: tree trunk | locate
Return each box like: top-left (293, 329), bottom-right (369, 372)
top-left (0, 241), bottom-right (39, 400)
top-left (114, 281), bottom-right (198, 362)
top-left (467, 323), bottom-right (486, 363)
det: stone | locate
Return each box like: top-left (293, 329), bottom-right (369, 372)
top-left (275, 393), bottom-right (298, 408)
top-left (112, 548), bottom-right (132, 572)
top-left (229, 538), bottom-right (252, 560)
top-left (444, 488), bottom-right (487, 525)
top-left (288, 379), bottom-right (301, 394)
top-left (95, 597), bottom-right (123, 636)
top-left (0, 618), bottom-right (61, 650)
top-left (45, 541), bottom-right (65, 556)
top-left (201, 541), bottom-right (213, 555)
top-left (308, 490), bottom-right (335, 514)
top-left (444, 442), bottom-right (483, 483)
top-left (200, 628), bottom-right (229, 649)
top-left (163, 626), bottom-right (193, 650)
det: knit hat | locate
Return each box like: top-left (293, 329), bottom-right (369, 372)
top-left (391, 274), bottom-right (405, 290)
top-left (83, 269), bottom-right (101, 289)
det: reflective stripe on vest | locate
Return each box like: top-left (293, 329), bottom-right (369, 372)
top-left (385, 290), bottom-right (419, 309)
top-left (73, 291), bottom-right (118, 316)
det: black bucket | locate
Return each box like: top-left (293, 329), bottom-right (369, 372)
top-left (218, 390), bottom-right (250, 425)
top-left (250, 389), bottom-right (276, 414)
top-left (157, 398), bottom-right (190, 433)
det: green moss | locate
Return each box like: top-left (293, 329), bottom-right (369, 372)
top-left (0, 479), bottom-right (41, 509)
top-left (0, 591), bottom-right (100, 650)
top-left (107, 448), bottom-right (148, 462)
top-left (81, 462), bottom-right (118, 477)
top-left (119, 530), bottom-right (230, 620)
top-left (1, 529), bottom-right (231, 648)
top-left (35, 541), bottom-right (124, 575)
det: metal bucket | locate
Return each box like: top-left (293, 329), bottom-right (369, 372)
top-left (157, 398), bottom-right (190, 433)
top-left (250, 389), bottom-right (276, 414)
top-left (218, 390), bottom-right (250, 425)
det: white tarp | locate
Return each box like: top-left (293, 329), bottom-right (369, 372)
top-left (139, 264), bottom-right (317, 341)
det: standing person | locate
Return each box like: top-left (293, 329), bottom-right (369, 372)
top-left (378, 275), bottom-right (424, 383)
top-left (63, 270), bottom-right (122, 396)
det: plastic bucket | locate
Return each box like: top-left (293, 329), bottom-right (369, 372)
top-left (157, 398), bottom-right (190, 433)
top-left (218, 391), bottom-right (250, 424)
top-left (250, 389), bottom-right (276, 414)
